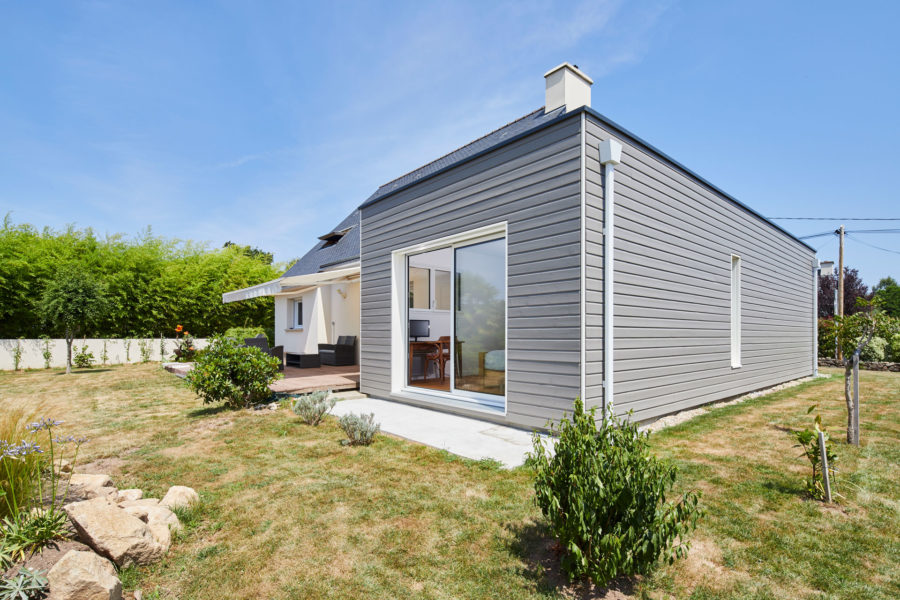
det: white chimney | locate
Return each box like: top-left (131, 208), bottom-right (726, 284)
top-left (544, 63), bottom-right (593, 113)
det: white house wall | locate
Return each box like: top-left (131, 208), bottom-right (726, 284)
top-left (275, 282), bottom-right (360, 358)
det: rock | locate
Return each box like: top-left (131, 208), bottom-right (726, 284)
top-left (47, 550), bottom-right (123, 600)
top-left (58, 458), bottom-right (73, 473)
top-left (119, 498), bottom-right (159, 508)
top-left (148, 523), bottom-right (171, 551)
top-left (133, 591), bottom-right (143, 600)
top-left (145, 505), bottom-right (181, 531)
top-left (69, 474), bottom-right (116, 499)
top-left (116, 489), bottom-right (143, 503)
top-left (121, 505), bottom-right (150, 522)
top-left (63, 498), bottom-right (165, 567)
top-left (160, 486), bottom-right (199, 510)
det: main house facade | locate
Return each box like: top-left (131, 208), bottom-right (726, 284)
top-left (226, 64), bottom-right (817, 430)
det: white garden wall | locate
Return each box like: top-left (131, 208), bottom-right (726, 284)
top-left (0, 338), bottom-right (209, 371)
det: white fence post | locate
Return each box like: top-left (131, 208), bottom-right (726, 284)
top-left (817, 430), bottom-right (832, 503)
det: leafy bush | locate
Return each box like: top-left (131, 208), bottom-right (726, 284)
top-left (791, 404), bottom-right (838, 501)
top-left (0, 409), bottom-right (41, 520)
top-left (818, 318), bottom-right (836, 357)
top-left (173, 325), bottom-right (197, 362)
top-left (292, 391), bottom-right (336, 426)
top-left (1, 417), bottom-right (87, 568)
top-left (860, 336), bottom-right (887, 362)
top-left (888, 333), bottom-right (900, 362)
top-left (11, 339), bottom-right (23, 371)
top-left (0, 567), bottom-right (48, 600)
top-left (72, 344), bottom-right (95, 369)
top-left (40, 336), bottom-right (52, 369)
top-left (223, 326), bottom-right (271, 346)
top-left (185, 337), bottom-right (281, 409)
top-left (529, 399), bottom-right (702, 586)
top-left (338, 412), bottom-right (380, 446)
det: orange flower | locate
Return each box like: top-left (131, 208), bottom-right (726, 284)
top-left (184, 332), bottom-right (189, 337)
top-left (175, 325), bottom-right (183, 332)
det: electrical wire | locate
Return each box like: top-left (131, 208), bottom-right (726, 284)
top-left (799, 231), bottom-right (838, 240)
top-left (768, 217), bottom-right (900, 221)
top-left (845, 233), bottom-right (900, 257)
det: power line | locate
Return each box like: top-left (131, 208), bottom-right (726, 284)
top-left (798, 228), bottom-right (900, 240)
top-left (845, 233), bottom-right (900, 257)
top-left (768, 217), bottom-right (900, 221)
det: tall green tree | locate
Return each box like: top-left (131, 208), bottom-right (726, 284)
top-left (38, 265), bottom-right (108, 374)
top-left (873, 277), bottom-right (900, 318)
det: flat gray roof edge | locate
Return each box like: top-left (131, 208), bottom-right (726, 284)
top-left (358, 106), bottom-right (814, 254)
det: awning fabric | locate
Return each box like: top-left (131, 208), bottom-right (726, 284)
top-left (221, 279), bottom-right (284, 304)
top-left (221, 265), bottom-right (360, 304)
top-left (280, 265), bottom-right (359, 287)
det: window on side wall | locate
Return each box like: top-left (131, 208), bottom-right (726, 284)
top-left (293, 299), bottom-right (303, 329)
top-left (730, 255), bottom-right (741, 368)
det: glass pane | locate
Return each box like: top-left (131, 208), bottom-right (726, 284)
top-left (454, 238), bottom-right (505, 397)
top-left (409, 267), bottom-right (430, 309)
top-left (435, 270), bottom-right (451, 310)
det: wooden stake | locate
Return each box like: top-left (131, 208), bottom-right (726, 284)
top-left (853, 352), bottom-right (860, 446)
top-left (818, 430), bottom-right (832, 503)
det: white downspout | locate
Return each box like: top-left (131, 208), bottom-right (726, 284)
top-left (599, 138), bottom-right (623, 418)
top-left (812, 260), bottom-right (819, 376)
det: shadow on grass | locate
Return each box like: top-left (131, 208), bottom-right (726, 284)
top-left (186, 404), bottom-right (232, 418)
top-left (55, 369), bottom-right (115, 375)
top-left (506, 519), bottom-right (638, 599)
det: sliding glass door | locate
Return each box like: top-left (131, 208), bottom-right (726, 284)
top-left (453, 238), bottom-right (506, 400)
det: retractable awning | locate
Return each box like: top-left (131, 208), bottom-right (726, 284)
top-left (280, 265), bottom-right (359, 287)
top-left (221, 265), bottom-right (360, 304)
top-left (222, 278), bottom-right (284, 304)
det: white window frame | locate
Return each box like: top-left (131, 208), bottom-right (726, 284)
top-left (292, 298), bottom-right (304, 330)
top-left (389, 221), bottom-right (508, 415)
top-left (730, 254), bottom-right (741, 368)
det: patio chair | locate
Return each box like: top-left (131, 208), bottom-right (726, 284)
top-left (244, 335), bottom-right (284, 370)
top-left (318, 336), bottom-right (357, 366)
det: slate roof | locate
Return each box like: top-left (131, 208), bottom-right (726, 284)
top-left (281, 210), bottom-right (360, 279)
top-left (360, 105), bottom-right (567, 208)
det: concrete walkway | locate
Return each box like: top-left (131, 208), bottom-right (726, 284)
top-left (330, 397), bottom-right (553, 468)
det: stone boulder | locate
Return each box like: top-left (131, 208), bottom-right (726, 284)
top-left (64, 498), bottom-right (165, 567)
top-left (47, 550), bottom-right (123, 600)
top-left (69, 474), bottom-right (117, 500)
top-left (116, 489), bottom-right (143, 503)
top-left (160, 486), bottom-right (199, 510)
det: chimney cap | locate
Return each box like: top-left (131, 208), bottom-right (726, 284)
top-left (543, 62), bottom-right (594, 85)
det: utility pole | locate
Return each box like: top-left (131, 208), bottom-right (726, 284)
top-left (837, 225), bottom-right (845, 360)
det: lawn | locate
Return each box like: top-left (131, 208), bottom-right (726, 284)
top-left (0, 364), bottom-right (897, 599)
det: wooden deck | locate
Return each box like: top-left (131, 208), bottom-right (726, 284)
top-left (269, 364), bottom-right (360, 394)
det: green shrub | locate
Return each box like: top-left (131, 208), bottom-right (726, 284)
top-left (529, 399), bottom-right (702, 586)
top-left (292, 391), bottom-right (336, 426)
top-left (223, 326), bottom-right (270, 346)
top-left (338, 412), bottom-right (380, 446)
top-left (0, 567), bottom-right (48, 600)
top-left (0, 410), bottom-right (41, 521)
top-left (40, 336), bottom-right (53, 369)
top-left (791, 404), bottom-right (838, 501)
top-left (818, 318), bottom-right (836, 357)
top-left (72, 344), bottom-right (95, 369)
top-left (887, 333), bottom-right (900, 362)
top-left (860, 336), bottom-right (887, 362)
top-left (185, 337), bottom-right (281, 409)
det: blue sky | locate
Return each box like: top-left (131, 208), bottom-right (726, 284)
top-left (1, 1), bottom-right (898, 285)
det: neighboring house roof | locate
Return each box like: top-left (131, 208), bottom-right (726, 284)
top-left (361, 106), bottom-right (567, 208)
top-left (281, 209), bottom-right (360, 279)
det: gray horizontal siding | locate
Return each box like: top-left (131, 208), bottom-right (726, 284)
top-left (360, 116), bottom-right (583, 430)
top-left (585, 114), bottom-right (815, 422)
